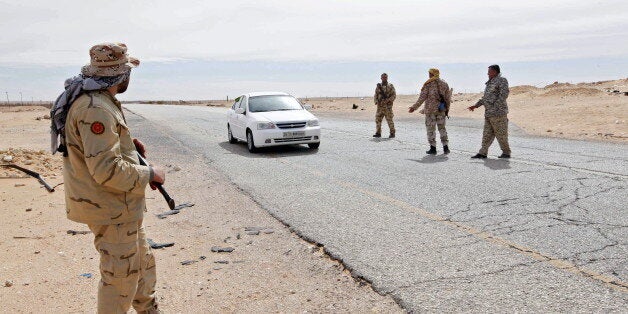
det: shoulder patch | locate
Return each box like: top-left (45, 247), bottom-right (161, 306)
top-left (90, 121), bottom-right (105, 135)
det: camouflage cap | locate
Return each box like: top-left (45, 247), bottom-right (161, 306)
top-left (81, 43), bottom-right (140, 77)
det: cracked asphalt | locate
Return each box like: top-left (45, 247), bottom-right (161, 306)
top-left (127, 104), bottom-right (627, 312)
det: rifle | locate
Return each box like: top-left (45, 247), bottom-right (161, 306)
top-left (1, 164), bottom-right (55, 192)
top-left (136, 153), bottom-right (176, 210)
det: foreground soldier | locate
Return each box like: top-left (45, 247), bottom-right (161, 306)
top-left (409, 68), bottom-right (452, 155)
top-left (468, 64), bottom-right (511, 159)
top-left (373, 73), bottom-right (397, 138)
top-left (51, 43), bottom-right (164, 313)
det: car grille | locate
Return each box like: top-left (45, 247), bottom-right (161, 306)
top-left (274, 136), bottom-right (312, 143)
top-left (276, 122), bottom-right (307, 129)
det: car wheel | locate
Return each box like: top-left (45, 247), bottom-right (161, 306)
top-left (247, 130), bottom-right (257, 153)
top-left (308, 143), bottom-right (320, 149)
top-left (228, 125), bottom-right (237, 144)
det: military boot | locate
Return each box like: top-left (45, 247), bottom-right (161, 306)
top-left (373, 133), bottom-right (381, 138)
top-left (443, 145), bottom-right (450, 154)
top-left (389, 132), bottom-right (395, 138)
top-left (426, 146), bottom-right (437, 155)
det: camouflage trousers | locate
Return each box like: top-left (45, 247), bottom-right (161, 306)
top-left (87, 219), bottom-right (158, 314)
top-left (375, 105), bottom-right (395, 134)
top-left (425, 112), bottom-right (448, 146)
top-left (479, 115), bottom-right (511, 155)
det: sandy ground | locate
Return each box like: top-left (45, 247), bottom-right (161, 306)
top-left (0, 106), bottom-right (401, 313)
top-left (302, 78), bottom-right (628, 142)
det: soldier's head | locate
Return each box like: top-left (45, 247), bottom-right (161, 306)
top-left (488, 65), bottom-right (500, 79)
top-left (381, 73), bottom-right (388, 84)
top-left (428, 68), bottom-right (440, 78)
top-left (81, 43), bottom-right (140, 95)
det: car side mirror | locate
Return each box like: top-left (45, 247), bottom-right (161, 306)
top-left (235, 108), bottom-right (245, 115)
top-left (303, 104), bottom-right (312, 111)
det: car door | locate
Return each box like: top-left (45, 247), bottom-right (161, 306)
top-left (227, 98), bottom-right (239, 132)
top-left (233, 96), bottom-right (247, 139)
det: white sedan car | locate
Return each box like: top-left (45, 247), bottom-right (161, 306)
top-left (227, 92), bottom-right (321, 153)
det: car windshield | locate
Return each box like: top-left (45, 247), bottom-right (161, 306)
top-left (248, 95), bottom-right (303, 113)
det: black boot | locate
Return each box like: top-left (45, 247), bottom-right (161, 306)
top-left (471, 153), bottom-right (487, 159)
top-left (389, 132), bottom-right (395, 138)
top-left (426, 146), bottom-right (437, 155)
top-left (498, 153), bottom-right (511, 159)
top-left (373, 133), bottom-right (381, 138)
top-left (443, 145), bottom-right (450, 154)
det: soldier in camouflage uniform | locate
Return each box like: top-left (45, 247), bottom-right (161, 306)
top-left (409, 68), bottom-right (452, 155)
top-left (468, 65), bottom-right (511, 159)
top-left (373, 73), bottom-right (396, 138)
top-left (52, 43), bottom-right (165, 313)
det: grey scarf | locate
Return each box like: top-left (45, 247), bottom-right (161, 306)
top-left (50, 72), bottom-right (129, 154)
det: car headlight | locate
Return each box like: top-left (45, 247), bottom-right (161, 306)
top-left (257, 122), bottom-right (276, 130)
top-left (307, 119), bottom-right (320, 127)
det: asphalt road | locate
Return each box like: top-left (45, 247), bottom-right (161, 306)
top-left (127, 104), bottom-right (627, 312)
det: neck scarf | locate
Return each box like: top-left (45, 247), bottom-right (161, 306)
top-left (50, 72), bottom-right (130, 154)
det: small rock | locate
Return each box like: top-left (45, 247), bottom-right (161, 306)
top-left (4, 280), bottom-right (13, 287)
top-left (23, 160), bottom-right (34, 165)
top-left (2, 155), bottom-right (13, 162)
top-left (352, 104), bottom-right (358, 109)
top-left (546, 129), bottom-right (552, 133)
top-left (245, 230), bottom-right (260, 236)
top-left (212, 267), bottom-right (222, 271)
top-left (211, 246), bottom-right (235, 253)
top-left (172, 166), bottom-right (182, 172)
top-left (616, 120), bottom-right (621, 124)
top-left (181, 260), bottom-right (197, 266)
top-left (262, 229), bottom-right (274, 234)
top-left (25, 208), bottom-right (32, 212)
top-left (14, 184), bottom-right (25, 187)
top-left (34, 251), bottom-right (40, 254)
top-left (199, 256), bottom-right (206, 260)
top-left (43, 114), bottom-right (51, 119)
top-left (214, 260), bottom-right (229, 264)
top-left (36, 117), bottom-right (42, 121)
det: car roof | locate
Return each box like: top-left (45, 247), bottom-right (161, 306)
top-left (245, 91), bottom-right (291, 98)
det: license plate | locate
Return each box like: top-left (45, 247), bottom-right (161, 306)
top-left (283, 131), bottom-right (305, 138)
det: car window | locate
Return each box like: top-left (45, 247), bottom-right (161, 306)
top-left (238, 96), bottom-right (247, 110)
top-left (248, 95), bottom-right (303, 113)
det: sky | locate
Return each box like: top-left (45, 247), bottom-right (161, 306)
top-left (1, 0), bottom-right (627, 101)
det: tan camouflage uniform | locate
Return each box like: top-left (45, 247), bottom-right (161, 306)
top-left (411, 78), bottom-right (451, 146)
top-left (474, 74), bottom-right (511, 155)
top-left (374, 82), bottom-right (396, 135)
top-left (64, 89), bottom-right (158, 313)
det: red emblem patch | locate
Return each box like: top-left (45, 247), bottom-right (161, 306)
top-left (90, 122), bottom-right (105, 134)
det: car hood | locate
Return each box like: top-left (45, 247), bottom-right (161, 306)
top-left (251, 110), bottom-right (316, 122)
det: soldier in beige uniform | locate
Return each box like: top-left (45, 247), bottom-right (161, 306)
top-left (51, 43), bottom-right (165, 314)
top-left (373, 73), bottom-right (397, 138)
top-left (409, 68), bottom-right (452, 155)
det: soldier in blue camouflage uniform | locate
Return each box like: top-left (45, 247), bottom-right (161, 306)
top-left (373, 73), bottom-right (396, 138)
top-left (468, 65), bottom-right (512, 159)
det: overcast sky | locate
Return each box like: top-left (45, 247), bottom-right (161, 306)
top-left (1, 0), bottom-right (627, 100)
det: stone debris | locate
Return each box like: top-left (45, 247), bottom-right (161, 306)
top-left (4, 280), bottom-right (13, 287)
top-left (214, 260), bottom-right (229, 264)
top-left (245, 226), bottom-right (274, 235)
top-left (14, 183), bottom-right (25, 187)
top-left (147, 238), bottom-right (175, 249)
top-left (181, 260), bottom-right (197, 266)
top-left (211, 246), bottom-right (235, 253)
top-left (67, 230), bottom-right (91, 235)
top-left (2, 155), bottom-right (13, 162)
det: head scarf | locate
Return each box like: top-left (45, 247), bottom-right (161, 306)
top-left (50, 71), bottom-right (130, 154)
top-left (422, 68), bottom-right (440, 87)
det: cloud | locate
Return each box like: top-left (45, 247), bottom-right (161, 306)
top-left (1, 0), bottom-right (627, 66)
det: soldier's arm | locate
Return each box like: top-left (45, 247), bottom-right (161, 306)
top-left (475, 85), bottom-right (498, 108)
top-left (374, 86), bottom-right (379, 104)
top-left (443, 82), bottom-right (452, 110)
top-left (411, 86), bottom-right (428, 110)
top-left (499, 78), bottom-right (510, 102)
top-left (77, 106), bottom-right (151, 194)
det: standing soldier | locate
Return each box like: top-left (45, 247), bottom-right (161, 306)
top-left (408, 68), bottom-right (452, 155)
top-left (467, 64), bottom-right (511, 159)
top-left (50, 43), bottom-right (164, 313)
top-left (373, 73), bottom-right (396, 138)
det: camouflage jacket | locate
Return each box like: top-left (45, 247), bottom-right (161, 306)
top-left (374, 82), bottom-right (396, 106)
top-left (475, 74), bottom-right (509, 117)
top-left (63, 90), bottom-right (151, 225)
top-left (411, 78), bottom-right (451, 114)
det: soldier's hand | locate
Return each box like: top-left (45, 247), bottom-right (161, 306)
top-left (408, 107), bottom-right (415, 113)
top-left (445, 109), bottom-right (450, 118)
top-left (467, 106), bottom-right (476, 112)
top-left (150, 166), bottom-right (166, 190)
top-left (133, 138), bottom-right (147, 158)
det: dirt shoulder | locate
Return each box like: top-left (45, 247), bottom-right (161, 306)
top-left (0, 106), bottom-right (401, 313)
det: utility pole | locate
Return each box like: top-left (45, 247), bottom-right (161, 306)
top-left (5, 92), bottom-right (8, 104)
